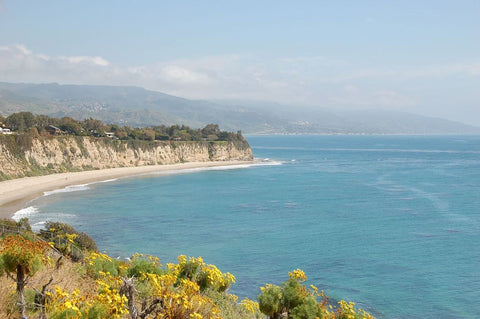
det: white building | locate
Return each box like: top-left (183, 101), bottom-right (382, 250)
top-left (0, 128), bottom-right (12, 135)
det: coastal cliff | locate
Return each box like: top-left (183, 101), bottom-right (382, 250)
top-left (0, 135), bottom-right (253, 180)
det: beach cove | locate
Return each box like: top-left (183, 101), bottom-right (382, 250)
top-left (0, 160), bottom-right (254, 219)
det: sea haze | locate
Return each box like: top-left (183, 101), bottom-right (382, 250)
top-left (17, 135), bottom-right (480, 318)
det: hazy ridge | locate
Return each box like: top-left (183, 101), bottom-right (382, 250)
top-left (1, 82), bottom-right (479, 135)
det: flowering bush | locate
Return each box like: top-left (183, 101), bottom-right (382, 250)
top-left (171, 255), bottom-right (236, 293)
top-left (258, 270), bottom-right (374, 319)
top-left (84, 251), bottom-right (121, 278)
top-left (1, 228), bottom-right (375, 319)
top-left (45, 253), bottom-right (245, 319)
top-left (39, 222), bottom-right (97, 261)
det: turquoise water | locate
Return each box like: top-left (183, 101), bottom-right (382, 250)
top-left (17, 135), bottom-right (480, 318)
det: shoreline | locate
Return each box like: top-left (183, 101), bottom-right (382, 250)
top-left (0, 160), bottom-right (254, 219)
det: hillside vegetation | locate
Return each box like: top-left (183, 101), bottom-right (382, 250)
top-left (0, 111), bottom-right (245, 142)
top-left (0, 219), bottom-right (374, 319)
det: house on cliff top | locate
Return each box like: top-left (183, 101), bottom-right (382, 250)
top-left (46, 125), bottom-right (63, 135)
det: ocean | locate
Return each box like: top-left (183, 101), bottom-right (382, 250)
top-left (15, 135), bottom-right (480, 318)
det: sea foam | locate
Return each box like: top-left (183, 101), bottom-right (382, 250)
top-left (12, 206), bottom-right (39, 221)
top-left (43, 178), bottom-right (118, 196)
top-left (43, 184), bottom-right (91, 196)
top-left (146, 159), bottom-right (284, 177)
top-left (13, 206), bottom-right (77, 231)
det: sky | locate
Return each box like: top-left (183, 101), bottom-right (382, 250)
top-left (0, 0), bottom-right (479, 126)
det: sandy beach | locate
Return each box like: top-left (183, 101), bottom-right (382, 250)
top-left (0, 160), bottom-right (253, 219)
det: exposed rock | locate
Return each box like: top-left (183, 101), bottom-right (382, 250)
top-left (0, 136), bottom-right (253, 180)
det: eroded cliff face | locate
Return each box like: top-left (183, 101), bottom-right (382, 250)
top-left (0, 136), bottom-right (253, 180)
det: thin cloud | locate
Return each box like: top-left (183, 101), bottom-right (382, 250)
top-left (0, 44), bottom-right (477, 116)
top-left (325, 63), bottom-right (480, 83)
top-left (62, 56), bottom-right (110, 67)
top-left (328, 85), bottom-right (417, 108)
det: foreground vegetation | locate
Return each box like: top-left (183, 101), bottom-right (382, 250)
top-left (0, 219), bottom-right (374, 319)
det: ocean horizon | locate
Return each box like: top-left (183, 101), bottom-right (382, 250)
top-left (15, 135), bottom-right (480, 318)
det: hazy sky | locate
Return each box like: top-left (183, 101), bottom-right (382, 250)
top-left (0, 1), bottom-right (479, 125)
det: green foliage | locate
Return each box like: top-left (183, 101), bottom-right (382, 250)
top-left (126, 254), bottom-right (163, 279)
top-left (0, 235), bottom-right (51, 318)
top-left (177, 256), bottom-right (202, 281)
top-left (205, 289), bottom-right (258, 319)
top-left (258, 284), bottom-right (283, 318)
top-left (258, 270), bottom-right (374, 319)
top-left (289, 295), bottom-right (319, 319)
top-left (49, 309), bottom-right (82, 319)
top-left (40, 221), bottom-right (98, 252)
top-left (258, 270), bottom-right (321, 319)
top-left (47, 299), bottom-right (110, 319)
top-left (3, 112), bottom-right (248, 143)
top-left (202, 123), bottom-right (220, 136)
top-left (85, 303), bottom-right (110, 319)
top-left (38, 222), bottom-right (97, 261)
top-left (84, 252), bottom-right (121, 278)
top-left (0, 228), bottom-right (375, 319)
top-left (0, 254), bottom-right (4, 276)
top-left (282, 278), bottom-right (307, 311)
top-left (174, 255), bottom-right (236, 293)
top-left (59, 122), bottom-right (83, 135)
top-left (5, 111), bottom-right (35, 132)
top-left (0, 235), bottom-right (47, 275)
top-left (75, 232), bottom-right (98, 252)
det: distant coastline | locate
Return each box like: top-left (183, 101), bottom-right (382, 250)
top-left (0, 160), bottom-right (254, 219)
top-left (2, 82), bottom-right (479, 135)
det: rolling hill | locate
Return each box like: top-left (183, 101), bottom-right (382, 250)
top-left (1, 82), bottom-right (479, 134)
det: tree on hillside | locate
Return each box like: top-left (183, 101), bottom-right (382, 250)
top-left (5, 112), bottom-right (35, 132)
top-left (59, 117), bottom-right (84, 135)
top-left (0, 235), bottom-right (50, 318)
top-left (202, 124), bottom-right (221, 139)
top-left (83, 117), bottom-right (106, 136)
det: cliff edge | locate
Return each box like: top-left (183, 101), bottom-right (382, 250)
top-left (0, 135), bottom-right (253, 180)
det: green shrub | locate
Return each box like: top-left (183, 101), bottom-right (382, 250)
top-left (258, 284), bottom-right (283, 318)
top-left (258, 270), bottom-right (319, 319)
top-left (38, 222), bottom-right (97, 261)
top-left (205, 289), bottom-right (257, 319)
top-left (289, 295), bottom-right (319, 319)
top-left (126, 254), bottom-right (163, 279)
top-left (257, 270), bottom-right (374, 319)
top-left (49, 309), bottom-right (83, 319)
top-left (85, 302), bottom-right (109, 319)
top-left (75, 232), bottom-right (98, 252)
top-left (40, 222), bottom-right (97, 252)
top-left (84, 252), bottom-right (121, 279)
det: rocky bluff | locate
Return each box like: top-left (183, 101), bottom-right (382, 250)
top-left (0, 135), bottom-right (253, 180)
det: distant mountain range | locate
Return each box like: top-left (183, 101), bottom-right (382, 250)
top-left (1, 82), bottom-right (479, 134)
